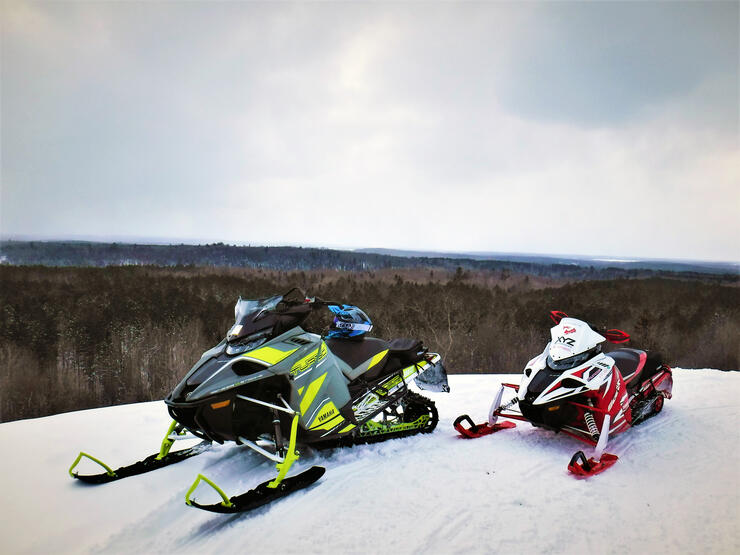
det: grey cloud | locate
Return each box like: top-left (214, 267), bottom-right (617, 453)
top-left (498, 1), bottom-right (738, 127)
top-left (1, 1), bottom-right (737, 261)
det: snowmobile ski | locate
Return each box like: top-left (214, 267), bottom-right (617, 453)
top-left (567, 412), bottom-right (617, 476)
top-left (69, 420), bottom-right (211, 484)
top-left (454, 384), bottom-right (516, 438)
top-left (186, 412), bottom-right (322, 513)
top-left (69, 440), bottom-right (212, 484)
top-left (453, 414), bottom-right (516, 438)
top-left (567, 451), bottom-right (619, 477)
top-left (185, 466), bottom-right (325, 514)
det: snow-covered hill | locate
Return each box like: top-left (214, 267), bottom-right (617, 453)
top-left (1, 371), bottom-right (738, 554)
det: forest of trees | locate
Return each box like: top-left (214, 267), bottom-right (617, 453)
top-left (2, 240), bottom-right (736, 280)
top-left (1, 264), bottom-right (737, 422)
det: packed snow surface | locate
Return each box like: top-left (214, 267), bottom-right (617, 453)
top-left (1, 370), bottom-right (738, 554)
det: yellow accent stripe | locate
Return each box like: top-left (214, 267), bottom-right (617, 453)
top-left (298, 386), bottom-right (305, 395)
top-left (245, 346), bottom-right (298, 365)
top-left (300, 372), bottom-right (327, 415)
top-left (403, 360), bottom-right (427, 379)
top-left (368, 349), bottom-right (389, 370)
top-left (291, 342), bottom-right (328, 376)
top-left (339, 424), bottom-right (356, 433)
top-left (308, 401), bottom-right (338, 429)
top-left (310, 414), bottom-right (345, 431)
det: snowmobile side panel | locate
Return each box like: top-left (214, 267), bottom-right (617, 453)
top-left (288, 340), bottom-right (353, 431)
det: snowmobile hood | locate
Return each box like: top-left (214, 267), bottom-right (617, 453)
top-left (167, 349), bottom-right (278, 404)
top-left (529, 352), bottom-right (614, 405)
top-left (168, 329), bottom-right (312, 403)
top-left (548, 318), bottom-right (605, 362)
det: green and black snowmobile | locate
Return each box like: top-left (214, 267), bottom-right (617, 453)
top-left (69, 289), bottom-right (449, 513)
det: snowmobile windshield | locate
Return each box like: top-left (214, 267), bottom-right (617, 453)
top-left (546, 350), bottom-right (593, 372)
top-left (234, 295), bottom-right (282, 326)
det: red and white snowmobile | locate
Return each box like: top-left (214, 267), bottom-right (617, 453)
top-left (454, 311), bottom-right (673, 476)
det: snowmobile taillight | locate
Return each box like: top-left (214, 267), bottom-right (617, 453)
top-left (211, 400), bottom-right (231, 410)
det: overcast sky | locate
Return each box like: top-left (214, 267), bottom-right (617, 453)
top-left (1, 1), bottom-right (738, 261)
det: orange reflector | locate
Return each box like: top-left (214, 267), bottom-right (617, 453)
top-left (210, 400), bottom-right (231, 410)
top-left (547, 405), bottom-right (560, 412)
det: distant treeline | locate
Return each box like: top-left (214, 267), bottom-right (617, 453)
top-left (1, 265), bottom-right (737, 422)
top-left (2, 240), bottom-right (737, 281)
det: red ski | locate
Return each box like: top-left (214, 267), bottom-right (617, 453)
top-left (454, 414), bottom-right (516, 438)
top-left (454, 382), bottom-right (517, 438)
top-left (568, 451), bottom-right (619, 477)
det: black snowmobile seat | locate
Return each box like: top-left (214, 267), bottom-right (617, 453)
top-left (387, 338), bottom-right (425, 363)
top-left (326, 337), bottom-right (426, 382)
top-left (362, 338), bottom-right (427, 381)
top-left (609, 348), bottom-right (647, 386)
top-left (325, 337), bottom-right (390, 374)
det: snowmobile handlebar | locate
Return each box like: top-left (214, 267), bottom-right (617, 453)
top-left (274, 288), bottom-right (342, 310)
top-left (302, 296), bottom-right (347, 310)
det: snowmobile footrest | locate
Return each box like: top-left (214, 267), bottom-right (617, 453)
top-left (186, 466), bottom-right (326, 514)
top-left (567, 451), bottom-right (619, 477)
top-left (453, 414), bottom-right (516, 439)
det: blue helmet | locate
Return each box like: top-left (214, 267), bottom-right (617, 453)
top-left (327, 305), bottom-right (373, 338)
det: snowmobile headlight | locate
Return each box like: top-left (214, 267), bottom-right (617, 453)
top-left (226, 337), bottom-right (267, 356)
top-left (228, 324), bottom-right (243, 339)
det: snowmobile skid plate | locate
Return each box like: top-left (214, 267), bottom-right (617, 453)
top-left (69, 440), bottom-right (212, 484)
top-left (567, 451), bottom-right (619, 477)
top-left (453, 414), bottom-right (516, 438)
top-left (185, 466), bottom-right (326, 514)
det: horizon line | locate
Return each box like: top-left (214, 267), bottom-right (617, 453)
top-left (1, 234), bottom-right (738, 267)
